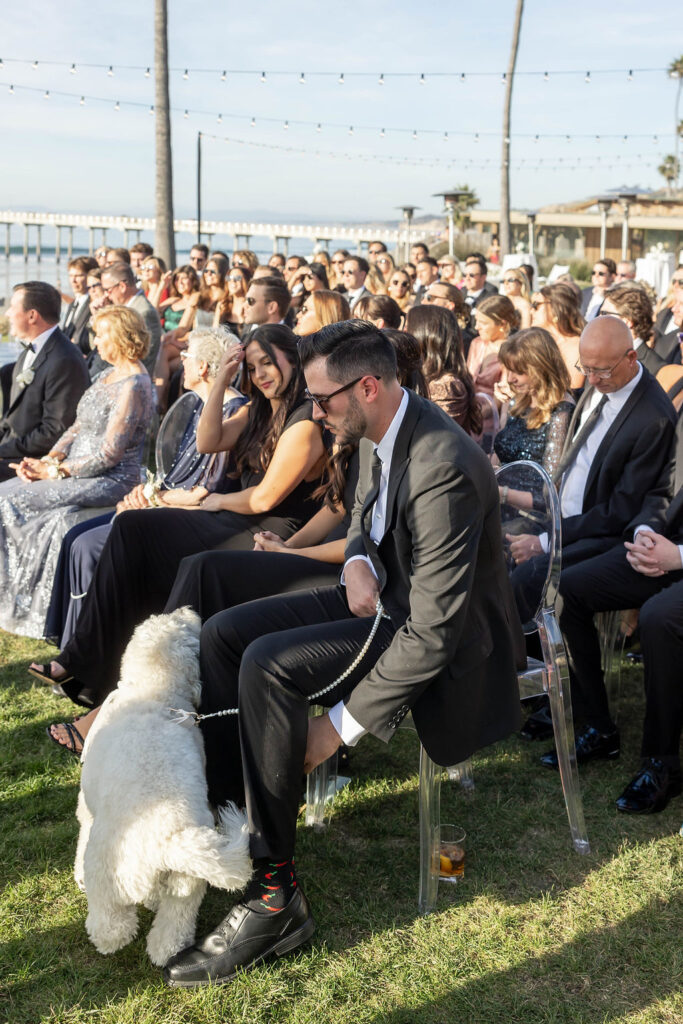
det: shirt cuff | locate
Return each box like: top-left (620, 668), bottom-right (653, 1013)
top-left (538, 532), bottom-right (549, 554)
top-left (340, 554), bottom-right (378, 586)
top-left (634, 524), bottom-right (654, 538)
top-left (328, 700), bottom-right (367, 746)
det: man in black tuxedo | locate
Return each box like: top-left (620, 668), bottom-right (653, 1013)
top-left (463, 257), bottom-right (498, 310)
top-left (557, 408), bottom-right (683, 814)
top-left (580, 258), bottom-right (616, 321)
top-left (413, 256), bottom-right (439, 305)
top-left (0, 282), bottom-right (89, 482)
top-left (62, 257), bottom-right (95, 355)
top-left (164, 321), bottom-right (523, 987)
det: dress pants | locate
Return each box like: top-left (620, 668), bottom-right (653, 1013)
top-left (511, 536), bottom-right (618, 626)
top-left (58, 506), bottom-right (301, 705)
top-left (559, 544), bottom-right (683, 766)
top-left (166, 549), bottom-right (341, 622)
top-left (198, 586), bottom-right (395, 860)
top-left (0, 458), bottom-right (19, 483)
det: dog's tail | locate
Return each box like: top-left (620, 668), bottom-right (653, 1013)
top-left (161, 803), bottom-right (252, 892)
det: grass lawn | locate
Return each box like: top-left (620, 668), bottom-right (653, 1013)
top-left (1, 628), bottom-right (682, 1024)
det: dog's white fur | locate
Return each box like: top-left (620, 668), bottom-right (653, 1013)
top-left (74, 607), bottom-right (252, 966)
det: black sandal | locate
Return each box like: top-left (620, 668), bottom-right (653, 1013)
top-left (45, 721), bottom-right (85, 757)
top-left (28, 663), bottom-right (74, 686)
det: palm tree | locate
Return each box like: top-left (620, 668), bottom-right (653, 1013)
top-left (154, 0), bottom-right (176, 268)
top-left (668, 55), bottom-right (683, 192)
top-left (453, 186), bottom-right (480, 230)
top-left (499, 0), bottom-right (525, 258)
top-left (658, 154), bottom-right (680, 196)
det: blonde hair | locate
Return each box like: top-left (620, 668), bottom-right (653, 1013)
top-left (498, 327), bottom-right (570, 429)
top-left (91, 305), bottom-right (149, 361)
top-left (503, 267), bottom-right (531, 301)
top-left (310, 290), bottom-right (351, 327)
top-left (365, 264), bottom-right (388, 295)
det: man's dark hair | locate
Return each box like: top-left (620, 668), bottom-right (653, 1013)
top-left (353, 293), bottom-right (403, 329)
top-left (68, 256), bottom-right (98, 274)
top-left (130, 241), bottom-right (154, 257)
top-left (417, 256), bottom-right (438, 270)
top-left (298, 319), bottom-right (398, 383)
top-left (466, 257), bottom-right (487, 275)
top-left (596, 257), bottom-right (617, 276)
top-left (103, 262), bottom-right (137, 288)
top-left (287, 255), bottom-right (308, 268)
top-left (251, 276), bottom-right (291, 319)
top-left (191, 242), bottom-right (209, 257)
top-left (369, 240), bottom-right (387, 252)
top-left (14, 281), bottom-right (61, 323)
top-left (411, 242), bottom-right (429, 256)
top-left (345, 255), bottom-right (370, 275)
top-left (465, 251), bottom-right (487, 264)
top-left (108, 246), bottom-right (131, 264)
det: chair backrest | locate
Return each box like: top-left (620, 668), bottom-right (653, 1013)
top-left (495, 460), bottom-right (561, 632)
top-left (155, 392), bottom-right (200, 478)
top-left (474, 392), bottom-right (500, 455)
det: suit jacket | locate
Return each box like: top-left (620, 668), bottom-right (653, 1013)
top-left (343, 391), bottom-right (524, 766)
top-left (128, 292), bottom-right (162, 375)
top-left (637, 341), bottom-right (665, 376)
top-left (348, 286), bottom-right (372, 313)
top-left (466, 281), bottom-right (498, 310)
top-left (580, 287), bottom-right (604, 319)
top-left (0, 327), bottom-right (90, 459)
top-left (653, 306), bottom-right (676, 349)
top-left (560, 367), bottom-right (676, 549)
top-left (62, 297), bottom-right (91, 356)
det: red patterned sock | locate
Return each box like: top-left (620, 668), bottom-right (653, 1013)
top-left (244, 858), bottom-right (297, 913)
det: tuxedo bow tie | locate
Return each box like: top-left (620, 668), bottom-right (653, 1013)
top-left (20, 341), bottom-right (35, 352)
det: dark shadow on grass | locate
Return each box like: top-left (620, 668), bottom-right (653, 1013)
top-left (368, 897), bottom-right (683, 1023)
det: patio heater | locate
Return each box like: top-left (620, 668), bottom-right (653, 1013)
top-left (596, 197), bottom-right (613, 260)
top-left (526, 211), bottom-right (537, 259)
top-left (433, 189), bottom-right (473, 258)
top-left (616, 192), bottom-right (638, 260)
top-left (396, 205), bottom-right (419, 263)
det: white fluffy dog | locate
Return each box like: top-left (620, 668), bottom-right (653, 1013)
top-left (74, 606), bottom-right (252, 966)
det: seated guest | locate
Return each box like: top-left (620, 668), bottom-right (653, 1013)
top-left (0, 282), bottom-right (89, 482)
top-left (294, 291), bottom-right (350, 337)
top-left (165, 255), bottom-right (229, 348)
top-left (406, 304), bottom-right (482, 434)
top-left (386, 268), bottom-right (414, 312)
top-left (501, 268), bottom-right (532, 329)
top-left (615, 260), bottom-right (637, 284)
top-left (414, 257), bottom-right (439, 304)
top-left (531, 283), bottom-right (586, 389)
top-left (555, 413), bottom-right (683, 808)
top-left (140, 256), bottom-right (170, 308)
top-left (423, 281), bottom-right (474, 355)
top-left (42, 326), bottom-right (247, 652)
top-left (328, 250), bottom-right (351, 290)
top-left (215, 264), bottom-right (253, 335)
top-left (155, 265), bottom-right (202, 394)
top-left (0, 305), bottom-right (154, 637)
top-left (436, 254), bottom-right (461, 286)
top-left (100, 262), bottom-right (162, 378)
top-left (600, 283), bottom-right (665, 375)
top-left (466, 295), bottom-right (520, 402)
top-left (105, 247), bottom-right (131, 267)
top-left (494, 327), bottom-right (574, 484)
top-left (580, 259), bottom-right (616, 321)
top-left (38, 325), bottom-right (327, 722)
top-left (189, 244), bottom-right (209, 276)
top-left (653, 266), bottom-right (683, 360)
top-left (62, 257), bottom-right (97, 355)
top-left (129, 242), bottom-right (153, 276)
top-left (374, 253), bottom-right (395, 284)
top-left (506, 316), bottom-right (677, 623)
top-left (232, 249), bottom-right (259, 273)
top-left (353, 294), bottom-right (403, 329)
top-left (462, 257), bottom-right (498, 310)
top-left (158, 321), bottom-right (523, 988)
top-left (341, 257), bottom-right (371, 311)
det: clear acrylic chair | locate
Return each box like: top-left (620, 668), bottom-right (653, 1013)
top-left (596, 609), bottom-right (631, 724)
top-left (154, 392), bottom-right (198, 477)
top-left (474, 392), bottom-right (500, 456)
top-left (497, 460), bottom-right (590, 857)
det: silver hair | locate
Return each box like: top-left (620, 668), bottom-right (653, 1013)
top-left (186, 325), bottom-right (240, 379)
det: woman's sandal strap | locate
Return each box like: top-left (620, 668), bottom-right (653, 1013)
top-left (45, 722), bottom-right (84, 756)
top-left (28, 664), bottom-right (74, 686)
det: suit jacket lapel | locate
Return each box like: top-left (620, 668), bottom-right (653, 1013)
top-left (7, 329), bottom-right (61, 412)
top-left (583, 373), bottom-right (647, 499)
top-left (382, 391), bottom-right (419, 533)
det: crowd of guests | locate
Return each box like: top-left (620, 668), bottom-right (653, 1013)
top-left (1, 238), bottom-right (683, 985)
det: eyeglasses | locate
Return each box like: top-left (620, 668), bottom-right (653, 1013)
top-left (575, 349), bottom-right (633, 379)
top-left (102, 283), bottom-right (119, 295)
top-left (204, 268), bottom-right (218, 276)
top-left (425, 292), bottom-right (447, 303)
top-left (463, 272), bottom-right (480, 280)
top-left (228, 275), bottom-right (243, 282)
top-left (87, 283), bottom-right (103, 292)
top-left (304, 375), bottom-right (380, 413)
top-left (245, 295), bottom-right (258, 306)
top-left (530, 300), bottom-right (545, 310)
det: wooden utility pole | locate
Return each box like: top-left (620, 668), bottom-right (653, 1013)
top-left (499, 0), bottom-right (524, 259)
top-left (154, 0), bottom-right (176, 267)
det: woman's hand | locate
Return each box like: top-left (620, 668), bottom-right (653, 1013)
top-left (10, 457), bottom-right (48, 482)
top-left (199, 492), bottom-right (228, 512)
top-left (158, 486), bottom-right (208, 508)
top-left (253, 530), bottom-right (289, 553)
top-left (216, 341), bottom-right (244, 383)
top-left (116, 484), bottom-right (151, 513)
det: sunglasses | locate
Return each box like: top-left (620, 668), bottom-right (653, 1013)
top-left (592, 270), bottom-right (609, 277)
top-left (530, 300), bottom-right (545, 310)
top-left (672, 278), bottom-right (683, 287)
top-left (228, 275), bottom-right (244, 282)
top-left (304, 375), bottom-right (380, 413)
top-left (204, 268), bottom-right (218, 276)
top-left (390, 279), bottom-right (409, 288)
top-left (503, 278), bottom-right (517, 284)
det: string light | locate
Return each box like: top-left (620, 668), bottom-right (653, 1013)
top-left (443, 131), bottom-right (448, 141)
top-left (627, 69), bottom-right (633, 81)
top-left (114, 100), bottom-right (120, 111)
top-left (379, 73), bottom-right (384, 85)
top-left (107, 65), bottom-right (114, 77)
top-left (0, 59), bottom-right (3, 70)
top-left (419, 73), bottom-right (425, 84)
top-left (348, 125), bottom-right (353, 135)
top-left (338, 73), bottom-right (344, 84)
top-left (183, 69), bottom-right (189, 80)
top-left (260, 71), bottom-right (266, 83)
top-left (69, 63), bottom-right (76, 74)
top-left (284, 120), bottom-right (289, 129)
top-left (144, 67), bottom-right (150, 78)
top-left (501, 72), bottom-right (507, 84)
top-left (250, 116), bottom-right (255, 127)
top-left (221, 70), bottom-right (226, 82)
top-left (299, 72), bottom-right (305, 84)
top-left (9, 84), bottom-right (14, 94)
top-left (460, 73), bottom-right (466, 83)
top-left (32, 60), bottom-right (39, 70)
top-left (316, 123), bottom-right (321, 132)
top-left (380, 127), bottom-right (385, 137)
top-left (217, 112), bottom-right (222, 124)
top-left (79, 95), bottom-right (85, 105)
top-left (585, 71), bottom-right (590, 83)
top-left (543, 71), bottom-right (549, 82)
top-left (43, 89), bottom-right (49, 99)
top-left (149, 104), bottom-right (154, 115)
top-left (412, 129), bottom-right (417, 139)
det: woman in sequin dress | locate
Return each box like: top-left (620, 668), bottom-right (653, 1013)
top-left (494, 327), bottom-right (575, 505)
top-left (0, 306), bottom-right (154, 638)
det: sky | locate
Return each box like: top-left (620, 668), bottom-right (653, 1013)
top-left (0, 1), bottom-right (680, 226)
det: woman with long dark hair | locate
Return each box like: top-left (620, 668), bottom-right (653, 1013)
top-left (406, 305), bottom-right (482, 435)
top-left (40, 325), bottom-right (327, 749)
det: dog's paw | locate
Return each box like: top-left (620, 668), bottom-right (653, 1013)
top-left (86, 907), bottom-right (138, 954)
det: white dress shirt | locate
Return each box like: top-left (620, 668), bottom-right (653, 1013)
top-left (559, 364), bottom-right (642, 518)
top-left (329, 389), bottom-right (410, 745)
top-left (21, 325), bottom-right (58, 370)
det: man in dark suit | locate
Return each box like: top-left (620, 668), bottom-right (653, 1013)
top-left (463, 257), bottom-right (498, 310)
top-left (0, 282), bottom-right (90, 482)
top-left (100, 263), bottom-right (161, 376)
top-left (652, 265), bottom-right (683, 361)
top-left (600, 283), bottom-right (665, 376)
top-left (62, 257), bottom-right (95, 356)
top-left (164, 322), bottom-right (523, 987)
top-left (557, 408), bottom-right (683, 813)
top-left (580, 259), bottom-right (616, 321)
top-left (413, 256), bottom-right (439, 305)
top-left (341, 256), bottom-right (372, 311)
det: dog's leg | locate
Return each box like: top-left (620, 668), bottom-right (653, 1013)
top-left (74, 791), bottom-right (93, 892)
top-left (146, 881), bottom-right (206, 966)
top-left (83, 823), bottom-right (139, 955)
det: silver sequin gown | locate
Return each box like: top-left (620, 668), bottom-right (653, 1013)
top-left (0, 369), bottom-right (154, 637)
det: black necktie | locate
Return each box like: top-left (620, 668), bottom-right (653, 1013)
top-left (554, 394), bottom-right (609, 483)
top-left (361, 451), bottom-right (383, 536)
